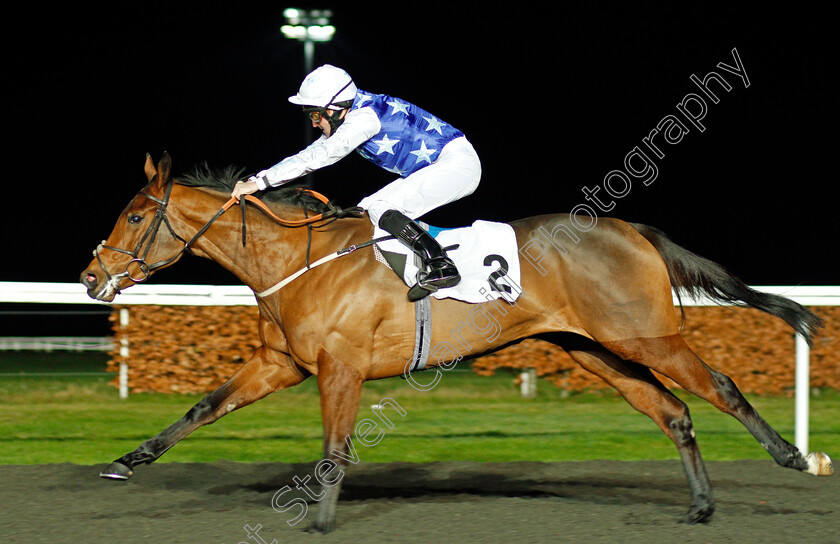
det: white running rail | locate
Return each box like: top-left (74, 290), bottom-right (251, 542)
top-left (2, 281), bottom-right (838, 452)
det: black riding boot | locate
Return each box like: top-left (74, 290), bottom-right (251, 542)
top-left (379, 210), bottom-right (460, 300)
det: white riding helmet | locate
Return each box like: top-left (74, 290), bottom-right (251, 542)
top-left (288, 64), bottom-right (357, 110)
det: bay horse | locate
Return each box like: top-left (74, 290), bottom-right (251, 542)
top-left (80, 152), bottom-right (832, 532)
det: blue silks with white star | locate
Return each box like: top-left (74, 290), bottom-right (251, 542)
top-left (352, 90), bottom-right (464, 177)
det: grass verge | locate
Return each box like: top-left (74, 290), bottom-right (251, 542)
top-left (2, 367), bottom-right (838, 466)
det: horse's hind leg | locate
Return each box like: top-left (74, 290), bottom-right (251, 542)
top-left (100, 346), bottom-right (308, 479)
top-left (565, 345), bottom-right (715, 523)
top-left (605, 335), bottom-right (833, 476)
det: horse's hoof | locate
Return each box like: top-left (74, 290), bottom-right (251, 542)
top-left (100, 461), bottom-right (133, 480)
top-left (680, 503), bottom-right (714, 524)
top-left (305, 521), bottom-right (334, 534)
top-left (805, 452), bottom-right (834, 476)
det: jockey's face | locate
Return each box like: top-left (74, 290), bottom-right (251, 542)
top-left (310, 109), bottom-right (347, 138)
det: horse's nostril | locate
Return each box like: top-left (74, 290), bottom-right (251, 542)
top-left (83, 273), bottom-right (98, 287)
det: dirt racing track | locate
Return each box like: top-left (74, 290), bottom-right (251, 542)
top-left (2, 459), bottom-right (837, 544)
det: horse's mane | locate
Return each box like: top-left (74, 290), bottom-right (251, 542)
top-left (176, 162), bottom-right (331, 215)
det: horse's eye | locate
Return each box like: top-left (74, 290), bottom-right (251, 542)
top-left (128, 214), bottom-right (144, 224)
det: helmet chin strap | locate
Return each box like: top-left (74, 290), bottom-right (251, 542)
top-left (322, 78), bottom-right (355, 135)
top-left (325, 108), bottom-right (349, 136)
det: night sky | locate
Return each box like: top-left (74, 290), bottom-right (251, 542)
top-left (4, 3), bottom-right (836, 291)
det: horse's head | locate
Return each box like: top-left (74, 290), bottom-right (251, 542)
top-left (80, 152), bottom-right (188, 301)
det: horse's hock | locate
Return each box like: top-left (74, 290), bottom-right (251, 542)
top-left (107, 305), bottom-right (840, 395)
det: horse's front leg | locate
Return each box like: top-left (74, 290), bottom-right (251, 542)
top-left (100, 346), bottom-right (309, 479)
top-left (308, 351), bottom-right (364, 534)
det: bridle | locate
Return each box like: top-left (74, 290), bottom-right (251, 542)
top-left (93, 176), bottom-right (188, 288)
top-left (92, 176), bottom-right (359, 292)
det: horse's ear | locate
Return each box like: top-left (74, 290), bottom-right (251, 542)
top-left (155, 151), bottom-right (172, 189)
top-left (144, 153), bottom-right (156, 182)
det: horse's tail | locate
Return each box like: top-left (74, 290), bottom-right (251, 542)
top-left (630, 223), bottom-right (823, 345)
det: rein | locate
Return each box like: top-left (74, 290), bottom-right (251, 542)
top-left (255, 234), bottom-right (392, 298)
top-left (235, 192), bottom-right (395, 296)
top-left (237, 192), bottom-right (346, 227)
top-left (93, 179), bottom-right (367, 292)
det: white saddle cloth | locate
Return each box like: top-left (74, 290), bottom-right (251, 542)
top-left (375, 220), bottom-right (522, 304)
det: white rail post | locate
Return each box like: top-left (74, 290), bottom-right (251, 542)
top-left (520, 368), bottom-right (537, 398)
top-left (794, 333), bottom-right (809, 453)
top-left (119, 308), bottom-right (130, 399)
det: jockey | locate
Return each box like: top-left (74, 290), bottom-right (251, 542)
top-left (232, 64), bottom-right (482, 301)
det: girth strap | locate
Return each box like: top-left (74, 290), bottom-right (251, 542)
top-left (407, 295), bottom-right (432, 374)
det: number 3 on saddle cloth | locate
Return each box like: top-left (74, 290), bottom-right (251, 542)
top-left (374, 220), bottom-right (523, 304)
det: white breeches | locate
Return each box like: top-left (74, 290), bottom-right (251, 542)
top-left (358, 137), bottom-right (481, 229)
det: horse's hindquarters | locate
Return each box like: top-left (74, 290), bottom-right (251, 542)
top-left (511, 216), bottom-right (681, 343)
